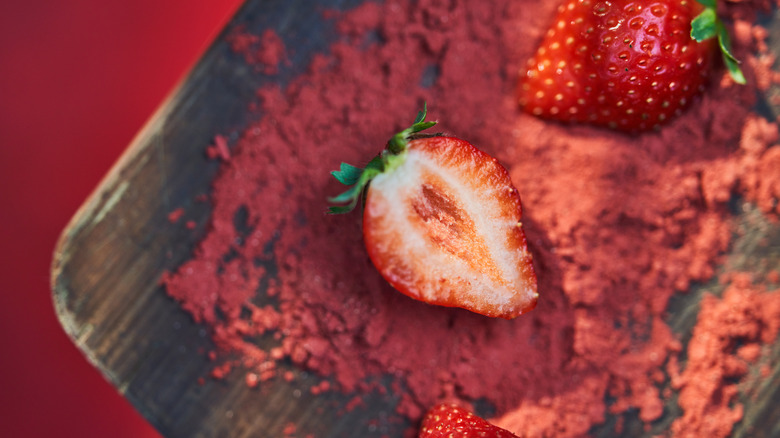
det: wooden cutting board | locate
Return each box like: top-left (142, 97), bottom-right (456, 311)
top-left (51, 1), bottom-right (780, 436)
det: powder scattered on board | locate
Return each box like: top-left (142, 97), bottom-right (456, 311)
top-left (162, 0), bottom-right (780, 436)
top-left (667, 273), bottom-right (780, 437)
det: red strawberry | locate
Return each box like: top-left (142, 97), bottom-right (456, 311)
top-left (418, 403), bottom-right (519, 437)
top-left (518, 0), bottom-right (744, 132)
top-left (329, 105), bottom-right (538, 319)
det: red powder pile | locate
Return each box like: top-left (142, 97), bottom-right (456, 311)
top-left (162, 0), bottom-right (780, 436)
top-left (226, 26), bottom-right (288, 74)
top-left (667, 273), bottom-right (780, 437)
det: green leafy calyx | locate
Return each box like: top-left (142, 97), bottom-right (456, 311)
top-left (692, 0), bottom-right (746, 84)
top-left (327, 104), bottom-right (437, 214)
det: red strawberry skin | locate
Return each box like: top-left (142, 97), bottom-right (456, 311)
top-left (519, 0), bottom-right (716, 132)
top-left (362, 135), bottom-right (538, 319)
top-left (419, 403), bottom-right (519, 437)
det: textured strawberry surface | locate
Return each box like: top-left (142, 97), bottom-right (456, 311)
top-left (418, 403), bottom-right (519, 438)
top-left (519, 0), bottom-right (716, 131)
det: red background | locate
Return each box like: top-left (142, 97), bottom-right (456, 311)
top-left (0, 1), bottom-right (243, 436)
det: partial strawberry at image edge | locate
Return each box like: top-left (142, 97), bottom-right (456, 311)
top-left (329, 106), bottom-right (538, 319)
top-left (518, 0), bottom-right (745, 133)
top-left (418, 403), bottom-right (519, 437)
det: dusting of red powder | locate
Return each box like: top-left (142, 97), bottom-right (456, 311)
top-left (167, 207), bottom-right (185, 224)
top-left (227, 26), bottom-right (288, 75)
top-left (162, 0), bottom-right (780, 436)
top-left (206, 134), bottom-right (231, 161)
top-left (667, 273), bottom-right (780, 437)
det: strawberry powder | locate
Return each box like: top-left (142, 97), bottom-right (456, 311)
top-left (162, 0), bottom-right (780, 436)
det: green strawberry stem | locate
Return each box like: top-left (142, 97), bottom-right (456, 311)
top-left (328, 103), bottom-right (438, 214)
top-left (692, 0), bottom-right (746, 84)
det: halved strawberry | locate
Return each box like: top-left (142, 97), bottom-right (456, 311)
top-left (518, 0), bottom-right (744, 132)
top-left (329, 105), bottom-right (537, 319)
top-left (418, 403), bottom-right (519, 437)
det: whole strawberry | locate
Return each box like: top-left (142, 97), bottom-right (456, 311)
top-left (518, 0), bottom-right (744, 132)
top-left (418, 403), bottom-right (519, 437)
top-left (329, 105), bottom-right (538, 319)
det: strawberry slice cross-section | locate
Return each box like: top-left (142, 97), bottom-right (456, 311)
top-left (329, 105), bottom-right (538, 319)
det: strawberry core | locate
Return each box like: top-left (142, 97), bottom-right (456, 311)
top-left (410, 178), bottom-right (501, 285)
